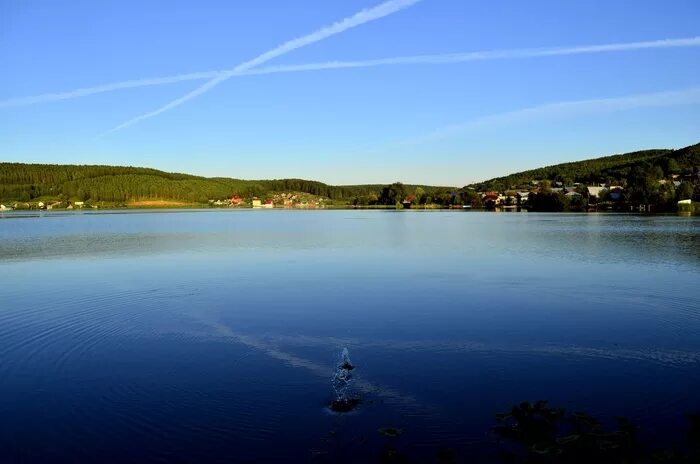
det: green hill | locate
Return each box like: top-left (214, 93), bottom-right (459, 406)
top-left (472, 143), bottom-right (700, 191)
top-left (0, 163), bottom-right (447, 205)
top-left (2, 142), bottom-right (698, 208)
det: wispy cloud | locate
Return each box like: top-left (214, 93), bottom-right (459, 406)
top-left (101, 0), bottom-right (421, 135)
top-left (2, 36), bottom-right (699, 109)
top-left (411, 87), bottom-right (700, 143)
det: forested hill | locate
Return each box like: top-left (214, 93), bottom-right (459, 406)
top-left (471, 143), bottom-right (700, 191)
top-left (0, 163), bottom-right (443, 203)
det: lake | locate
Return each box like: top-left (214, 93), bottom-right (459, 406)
top-left (0, 210), bottom-right (699, 463)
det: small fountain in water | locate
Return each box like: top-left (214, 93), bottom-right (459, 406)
top-left (330, 347), bottom-right (360, 412)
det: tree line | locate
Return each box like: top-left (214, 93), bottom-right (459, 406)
top-left (0, 163), bottom-right (445, 204)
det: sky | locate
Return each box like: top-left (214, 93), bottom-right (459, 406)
top-left (1, 0), bottom-right (699, 186)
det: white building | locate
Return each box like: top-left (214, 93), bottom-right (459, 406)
top-left (587, 186), bottom-right (607, 198)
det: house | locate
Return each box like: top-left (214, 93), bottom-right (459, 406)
top-left (74, 201), bottom-right (85, 207)
top-left (262, 200), bottom-right (274, 209)
top-left (0, 204), bottom-right (9, 211)
top-left (587, 186), bottom-right (606, 198)
top-left (251, 198), bottom-right (262, 208)
top-left (229, 195), bottom-right (243, 205)
top-left (502, 194), bottom-right (517, 206)
top-left (516, 192), bottom-right (530, 204)
top-left (550, 188), bottom-right (563, 194)
top-left (482, 192), bottom-right (500, 207)
top-left (565, 191), bottom-right (582, 198)
top-left (37, 201), bottom-right (45, 209)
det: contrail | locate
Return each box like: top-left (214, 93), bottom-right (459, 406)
top-left (0, 71), bottom-right (226, 108)
top-left (412, 86), bottom-right (700, 142)
top-left (101, 0), bottom-right (421, 135)
top-left (2, 36), bottom-right (699, 109)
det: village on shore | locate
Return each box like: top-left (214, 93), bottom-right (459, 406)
top-left (1, 173), bottom-right (696, 213)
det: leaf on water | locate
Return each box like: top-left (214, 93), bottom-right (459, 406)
top-left (556, 434), bottom-right (580, 445)
top-left (378, 427), bottom-right (404, 438)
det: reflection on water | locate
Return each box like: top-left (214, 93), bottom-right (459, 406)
top-left (0, 210), bottom-right (699, 462)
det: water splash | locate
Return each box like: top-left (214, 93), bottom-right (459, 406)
top-left (330, 348), bottom-right (359, 412)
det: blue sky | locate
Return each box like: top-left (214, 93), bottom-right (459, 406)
top-left (1, 0), bottom-right (699, 186)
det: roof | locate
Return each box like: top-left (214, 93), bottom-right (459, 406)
top-left (587, 186), bottom-right (606, 196)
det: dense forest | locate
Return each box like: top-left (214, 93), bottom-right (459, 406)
top-left (0, 163), bottom-right (446, 204)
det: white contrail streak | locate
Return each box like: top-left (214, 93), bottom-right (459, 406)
top-left (414, 87), bottom-right (700, 142)
top-left (2, 36), bottom-right (698, 109)
top-left (0, 72), bottom-right (225, 108)
top-left (101, 0), bottom-right (421, 135)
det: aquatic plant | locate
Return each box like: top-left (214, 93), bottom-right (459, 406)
top-left (494, 401), bottom-right (700, 463)
top-left (378, 427), bottom-right (404, 438)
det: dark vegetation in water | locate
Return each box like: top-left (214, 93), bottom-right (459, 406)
top-left (378, 427), bottom-right (404, 438)
top-left (319, 399), bottom-right (700, 463)
top-left (323, 350), bottom-right (694, 462)
top-left (492, 401), bottom-right (700, 463)
top-left (330, 398), bottom-right (362, 413)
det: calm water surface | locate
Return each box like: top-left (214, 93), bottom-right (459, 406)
top-left (1, 210), bottom-right (699, 463)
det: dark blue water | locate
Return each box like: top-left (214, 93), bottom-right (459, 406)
top-left (1, 210), bottom-right (699, 463)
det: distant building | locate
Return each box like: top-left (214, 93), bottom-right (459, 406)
top-left (251, 198), bottom-right (262, 208)
top-left (262, 200), bottom-right (274, 209)
top-left (482, 192), bottom-right (500, 207)
top-left (587, 186), bottom-right (606, 198)
top-left (0, 204), bottom-right (9, 211)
